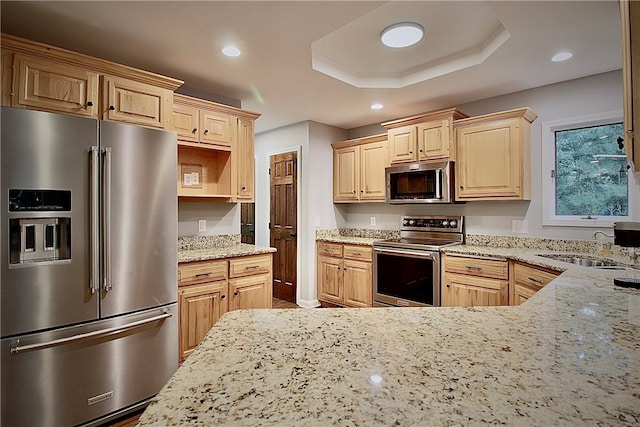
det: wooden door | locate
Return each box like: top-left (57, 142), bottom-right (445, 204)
top-left (236, 117), bottom-right (255, 200)
top-left (317, 255), bottom-right (342, 304)
top-left (200, 110), bottom-right (233, 147)
top-left (14, 54), bottom-right (99, 118)
top-left (443, 273), bottom-right (508, 307)
top-left (456, 119), bottom-right (521, 199)
top-left (240, 203), bottom-right (255, 244)
top-left (228, 274), bottom-right (271, 310)
top-left (342, 259), bottom-right (372, 307)
top-left (333, 146), bottom-right (359, 202)
top-left (178, 281), bottom-right (227, 361)
top-left (418, 119), bottom-right (450, 160)
top-left (360, 141), bottom-right (388, 201)
top-left (269, 152), bottom-right (297, 303)
top-left (172, 103), bottom-right (199, 142)
top-left (388, 125), bottom-right (417, 164)
top-left (103, 75), bottom-right (168, 128)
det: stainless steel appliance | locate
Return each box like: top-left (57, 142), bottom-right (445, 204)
top-left (1, 107), bottom-right (178, 426)
top-left (373, 215), bottom-right (464, 307)
top-left (613, 222), bottom-right (640, 288)
top-left (385, 161), bottom-right (455, 204)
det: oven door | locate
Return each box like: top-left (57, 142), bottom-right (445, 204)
top-left (373, 247), bottom-right (440, 307)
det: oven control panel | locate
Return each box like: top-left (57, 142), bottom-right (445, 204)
top-left (401, 215), bottom-right (463, 232)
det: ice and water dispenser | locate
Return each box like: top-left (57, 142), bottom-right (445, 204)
top-left (8, 190), bottom-right (71, 265)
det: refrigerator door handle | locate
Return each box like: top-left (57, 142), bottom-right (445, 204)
top-left (9, 310), bottom-right (172, 355)
top-left (102, 147), bottom-right (112, 292)
top-left (89, 146), bottom-right (100, 294)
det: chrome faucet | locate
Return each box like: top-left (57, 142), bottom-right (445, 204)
top-left (592, 230), bottom-right (614, 240)
top-left (593, 230), bottom-right (614, 256)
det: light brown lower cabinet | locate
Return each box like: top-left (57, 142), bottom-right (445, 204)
top-left (509, 261), bottom-right (560, 305)
top-left (317, 241), bottom-right (372, 307)
top-left (441, 253), bottom-right (509, 307)
top-left (178, 253), bottom-right (272, 361)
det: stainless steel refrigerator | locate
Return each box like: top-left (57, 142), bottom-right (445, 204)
top-left (1, 107), bottom-right (178, 426)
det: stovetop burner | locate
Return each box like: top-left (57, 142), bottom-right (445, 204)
top-left (373, 215), bottom-right (464, 251)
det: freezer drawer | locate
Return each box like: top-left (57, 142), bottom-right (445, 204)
top-left (1, 304), bottom-right (178, 427)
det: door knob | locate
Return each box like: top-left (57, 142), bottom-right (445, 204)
top-left (290, 233), bottom-right (297, 237)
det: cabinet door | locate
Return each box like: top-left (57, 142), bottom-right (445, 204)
top-left (456, 119), bottom-right (523, 200)
top-left (512, 284), bottom-right (538, 306)
top-left (621, 0), bottom-right (640, 171)
top-left (388, 125), bottom-right (417, 164)
top-left (360, 141), bottom-right (388, 201)
top-left (418, 119), bottom-right (450, 161)
top-left (103, 75), bottom-right (169, 128)
top-left (442, 272), bottom-right (508, 307)
top-left (343, 259), bottom-right (372, 308)
top-left (178, 281), bottom-right (227, 361)
top-left (172, 103), bottom-right (199, 143)
top-left (236, 117), bottom-right (255, 201)
top-left (228, 273), bottom-right (271, 311)
top-left (13, 54), bottom-right (98, 118)
top-left (200, 110), bottom-right (234, 147)
top-left (509, 262), bottom-right (559, 305)
top-left (317, 255), bottom-right (342, 304)
top-left (333, 146), bottom-right (359, 202)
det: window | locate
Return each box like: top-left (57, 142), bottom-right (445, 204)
top-left (542, 111), bottom-right (639, 227)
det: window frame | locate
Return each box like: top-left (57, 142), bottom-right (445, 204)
top-left (541, 110), bottom-right (639, 227)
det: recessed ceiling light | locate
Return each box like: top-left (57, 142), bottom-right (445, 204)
top-left (370, 103), bottom-right (384, 110)
top-left (380, 22), bottom-right (424, 48)
top-left (222, 46), bottom-right (241, 57)
top-left (551, 51), bottom-right (572, 62)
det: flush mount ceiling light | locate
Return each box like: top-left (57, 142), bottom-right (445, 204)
top-left (370, 103), bottom-right (384, 110)
top-left (551, 51), bottom-right (573, 62)
top-left (222, 46), bottom-right (241, 57)
top-left (380, 22), bottom-right (424, 48)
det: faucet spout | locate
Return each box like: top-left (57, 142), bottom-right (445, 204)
top-left (593, 231), bottom-right (614, 240)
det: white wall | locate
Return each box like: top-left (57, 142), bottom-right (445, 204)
top-left (177, 202), bottom-right (239, 237)
top-left (254, 120), bottom-right (347, 307)
top-left (340, 70), bottom-right (640, 240)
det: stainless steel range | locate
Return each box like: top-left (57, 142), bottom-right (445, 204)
top-left (373, 215), bottom-right (464, 307)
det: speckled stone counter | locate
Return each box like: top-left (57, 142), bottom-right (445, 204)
top-left (178, 244), bottom-right (276, 263)
top-left (315, 228), bottom-right (398, 246)
top-left (139, 247), bottom-right (640, 425)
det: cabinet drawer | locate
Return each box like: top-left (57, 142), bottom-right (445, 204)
top-left (513, 263), bottom-right (558, 290)
top-left (343, 245), bottom-right (372, 261)
top-left (444, 255), bottom-right (508, 280)
top-left (317, 242), bottom-right (343, 258)
top-left (229, 254), bottom-right (271, 278)
top-left (178, 260), bottom-right (227, 286)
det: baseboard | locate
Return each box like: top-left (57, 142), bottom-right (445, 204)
top-left (297, 298), bottom-right (321, 308)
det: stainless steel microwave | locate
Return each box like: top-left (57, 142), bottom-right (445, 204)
top-left (385, 161), bottom-right (455, 204)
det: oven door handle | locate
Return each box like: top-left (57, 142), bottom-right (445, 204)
top-left (374, 247), bottom-right (437, 260)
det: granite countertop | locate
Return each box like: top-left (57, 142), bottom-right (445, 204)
top-left (141, 245), bottom-right (640, 426)
top-left (178, 244), bottom-right (276, 263)
top-left (316, 236), bottom-right (381, 246)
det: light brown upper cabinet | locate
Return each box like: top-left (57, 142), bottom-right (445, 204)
top-left (1, 33), bottom-right (182, 129)
top-left (172, 94), bottom-right (260, 201)
top-left (621, 0), bottom-right (639, 172)
top-left (332, 134), bottom-right (388, 203)
top-left (382, 108), bottom-right (468, 164)
top-left (454, 107), bottom-right (537, 201)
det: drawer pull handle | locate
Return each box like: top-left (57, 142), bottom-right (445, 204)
top-left (350, 252), bottom-right (361, 256)
top-left (528, 276), bottom-right (543, 284)
top-left (195, 272), bottom-right (213, 277)
top-left (245, 265), bottom-right (260, 270)
top-left (465, 266), bottom-right (482, 271)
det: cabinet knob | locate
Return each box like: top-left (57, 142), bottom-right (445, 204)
top-left (419, 149), bottom-right (423, 152)
top-left (87, 101), bottom-right (94, 107)
top-left (204, 129), bottom-right (209, 135)
top-left (446, 284), bottom-right (450, 288)
top-left (192, 128), bottom-right (197, 134)
top-left (352, 190), bottom-right (356, 194)
top-left (242, 186), bottom-right (246, 190)
top-left (460, 185), bottom-right (464, 189)
top-left (233, 291), bottom-right (239, 296)
top-left (109, 105), bottom-right (115, 111)
top-left (221, 294), bottom-right (226, 299)
top-left (409, 150), bottom-right (413, 154)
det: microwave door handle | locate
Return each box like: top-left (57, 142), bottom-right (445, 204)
top-left (435, 169), bottom-right (442, 199)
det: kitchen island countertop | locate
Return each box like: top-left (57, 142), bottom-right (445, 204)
top-left (141, 246), bottom-right (640, 426)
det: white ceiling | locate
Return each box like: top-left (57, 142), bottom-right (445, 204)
top-left (0, 1), bottom-right (622, 134)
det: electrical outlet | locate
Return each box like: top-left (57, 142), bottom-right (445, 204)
top-left (370, 216), bottom-right (376, 227)
top-left (198, 219), bottom-right (206, 232)
top-left (512, 220), bottom-right (528, 234)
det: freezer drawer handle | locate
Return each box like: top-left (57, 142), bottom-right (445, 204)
top-left (9, 311), bottom-right (172, 355)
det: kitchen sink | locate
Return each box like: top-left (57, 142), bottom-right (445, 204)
top-left (537, 254), bottom-right (624, 268)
